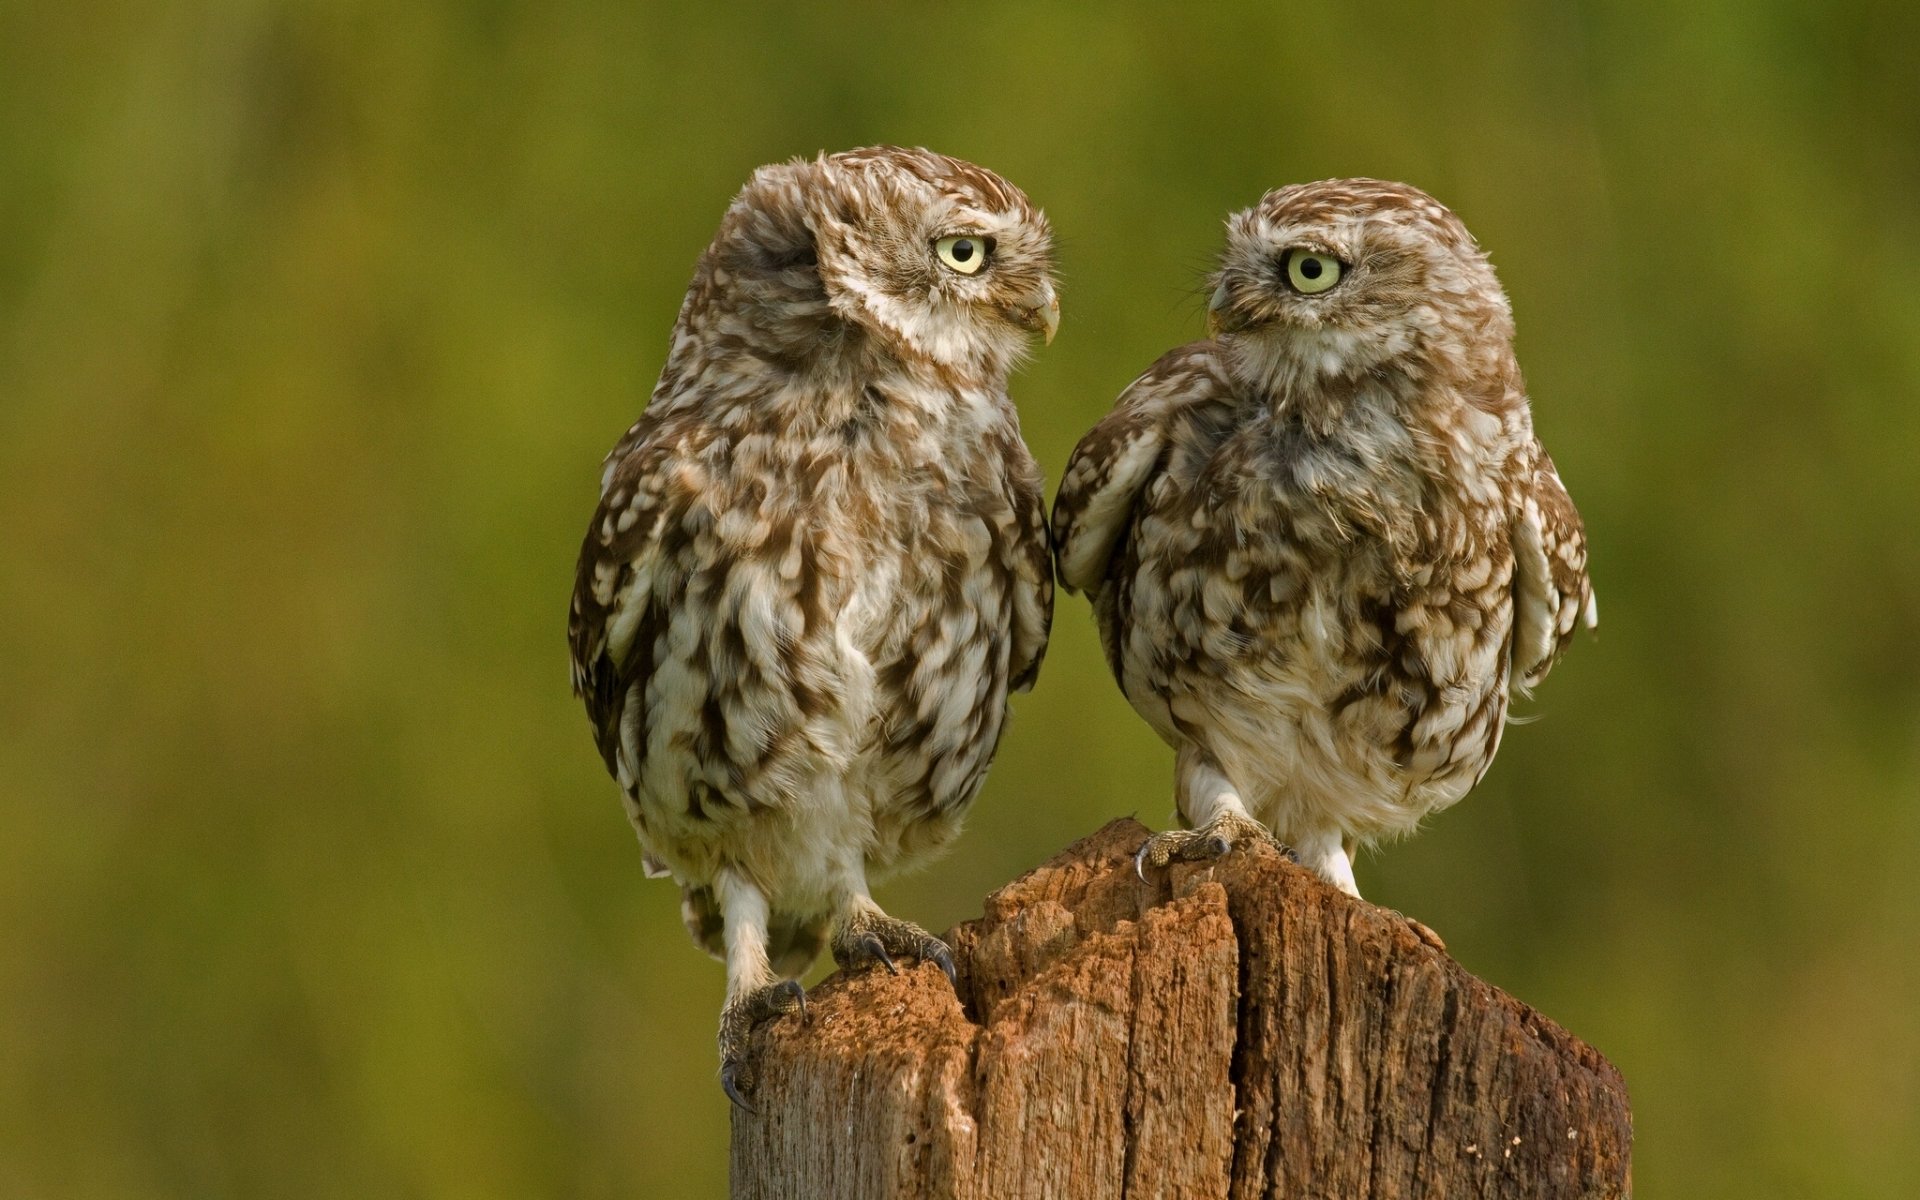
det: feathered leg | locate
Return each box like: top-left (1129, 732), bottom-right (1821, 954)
top-left (1294, 831), bottom-right (1446, 947)
top-left (714, 869), bottom-right (805, 1113)
top-left (1292, 829), bottom-right (1362, 897)
top-left (1136, 745), bottom-right (1288, 879)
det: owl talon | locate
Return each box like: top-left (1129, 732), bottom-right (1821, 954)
top-left (1135, 811), bottom-right (1281, 878)
top-left (856, 933), bottom-right (897, 975)
top-left (832, 910), bottom-right (955, 985)
top-left (924, 939), bottom-right (958, 985)
top-left (717, 979), bottom-right (806, 1113)
top-left (720, 1062), bottom-right (756, 1114)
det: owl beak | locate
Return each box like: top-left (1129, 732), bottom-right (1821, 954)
top-left (1016, 284), bottom-right (1060, 345)
top-left (1206, 280), bottom-right (1246, 338)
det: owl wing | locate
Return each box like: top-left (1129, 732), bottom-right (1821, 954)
top-left (1509, 445), bottom-right (1597, 690)
top-left (567, 422), bottom-right (696, 783)
top-left (1006, 456), bottom-right (1055, 693)
top-left (1052, 345), bottom-right (1225, 593)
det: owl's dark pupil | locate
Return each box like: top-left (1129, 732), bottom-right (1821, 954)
top-left (951, 239), bottom-right (975, 262)
top-left (1299, 257), bottom-right (1323, 279)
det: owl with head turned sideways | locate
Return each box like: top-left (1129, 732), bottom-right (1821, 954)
top-left (567, 147), bottom-right (1059, 1108)
top-left (1052, 178), bottom-right (1594, 906)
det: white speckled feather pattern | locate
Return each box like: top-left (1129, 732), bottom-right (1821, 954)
top-left (1054, 179), bottom-right (1593, 896)
top-left (568, 149), bottom-right (1057, 1053)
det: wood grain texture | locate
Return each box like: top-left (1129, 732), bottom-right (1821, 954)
top-left (730, 820), bottom-right (1631, 1199)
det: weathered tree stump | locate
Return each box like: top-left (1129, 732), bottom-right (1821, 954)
top-left (731, 819), bottom-right (1631, 1199)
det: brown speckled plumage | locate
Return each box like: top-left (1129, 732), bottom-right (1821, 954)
top-left (1054, 179), bottom-right (1593, 897)
top-left (568, 147), bottom-right (1057, 1100)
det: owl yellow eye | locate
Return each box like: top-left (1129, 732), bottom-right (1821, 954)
top-left (934, 235), bottom-right (991, 275)
top-left (1285, 250), bottom-right (1344, 295)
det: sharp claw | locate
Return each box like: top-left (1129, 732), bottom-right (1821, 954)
top-left (1201, 834), bottom-right (1230, 858)
top-left (720, 1064), bottom-right (756, 1115)
top-left (718, 979), bottom-right (806, 1114)
top-left (1134, 840), bottom-right (1153, 882)
top-left (861, 933), bottom-right (897, 974)
top-left (926, 942), bottom-right (957, 985)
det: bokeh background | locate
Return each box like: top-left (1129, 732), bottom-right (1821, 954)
top-left (5, 1), bottom-right (1918, 1195)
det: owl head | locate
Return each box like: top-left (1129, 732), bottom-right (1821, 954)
top-left (1205, 179), bottom-right (1513, 399)
top-left (701, 146), bottom-right (1058, 384)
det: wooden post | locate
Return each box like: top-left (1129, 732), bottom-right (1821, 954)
top-left (731, 819), bottom-right (1632, 1199)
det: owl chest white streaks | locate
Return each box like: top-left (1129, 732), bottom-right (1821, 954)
top-left (584, 371), bottom-right (1043, 919)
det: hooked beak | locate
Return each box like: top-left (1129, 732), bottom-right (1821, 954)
top-left (1014, 282), bottom-right (1060, 345)
top-left (1206, 280), bottom-right (1246, 338)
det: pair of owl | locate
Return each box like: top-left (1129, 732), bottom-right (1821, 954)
top-left (567, 146), bottom-right (1595, 1108)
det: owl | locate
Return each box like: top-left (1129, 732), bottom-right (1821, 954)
top-left (567, 147), bottom-right (1058, 1108)
top-left (1052, 179), bottom-right (1593, 900)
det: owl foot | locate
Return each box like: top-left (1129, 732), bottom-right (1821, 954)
top-left (718, 979), bottom-right (806, 1114)
top-left (830, 910), bottom-right (957, 984)
top-left (1135, 811), bottom-right (1287, 882)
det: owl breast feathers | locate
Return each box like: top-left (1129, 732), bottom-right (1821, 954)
top-left (1053, 178), bottom-right (1594, 895)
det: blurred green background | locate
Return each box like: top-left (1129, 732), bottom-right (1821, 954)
top-left (4, 1), bottom-right (1917, 1195)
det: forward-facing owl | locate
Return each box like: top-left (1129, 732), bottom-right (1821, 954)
top-left (568, 147), bottom-right (1057, 1106)
top-left (1052, 179), bottom-right (1593, 899)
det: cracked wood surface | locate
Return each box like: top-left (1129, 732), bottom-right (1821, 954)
top-left (729, 819), bottom-right (1631, 1199)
